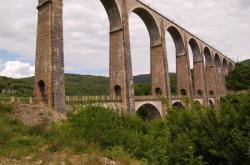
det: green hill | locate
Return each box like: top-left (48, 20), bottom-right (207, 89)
top-left (226, 59), bottom-right (250, 91)
top-left (1, 57), bottom-right (248, 97)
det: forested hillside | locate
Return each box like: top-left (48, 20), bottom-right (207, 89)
top-left (0, 59), bottom-right (249, 97)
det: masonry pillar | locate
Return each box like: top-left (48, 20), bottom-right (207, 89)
top-left (109, 0), bottom-right (135, 112)
top-left (193, 59), bottom-right (207, 104)
top-left (205, 64), bottom-right (220, 106)
top-left (151, 20), bottom-right (171, 103)
top-left (176, 39), bottom-right (193, 99)
top-left (216, 68), bottom-right (227, 96)
top-left (35, 0), bottom-right (66, 113)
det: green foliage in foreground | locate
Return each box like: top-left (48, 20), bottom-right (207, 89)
top-left (0, 93), bottom-right (250, 164)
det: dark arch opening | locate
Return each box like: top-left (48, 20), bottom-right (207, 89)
top-left (223, 58), bottom-right (228, 70)
top-left (209, 90), bottom-right (215, 96)
top-left (197, 89), bottom-right (203, 96)
top-left (172, 102), bottom-right (185, 110)
top-left (136, 104), bottom-right (161, 121)
top-left (100, 0), bottom-right (122, 32)
top-left (167, 26), bottom-right (185, 55)
top-left (132, 8), bottom-right (160, 45)
top-left (209, 100), bottom-right (214, 108)
top-left (38, 80), bottom-right (46, 103)
top-left (189, 38), bottom-right (201, 62)
top-left (155, 87), bottom-right (162, 96)
top-left (114, 85), bottom-right (121, 97)
top-left (180, 89), bottom-right (187, 96)
top-left (204, 47), bottom-right (213, 66)
top-left (215, 54), bottom-right (222, 69)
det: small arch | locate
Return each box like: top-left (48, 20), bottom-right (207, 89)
top-left (100, 0), bottom-right (122, 31)
top-left (167, 26), bottom-right (185, 55)
top-left (172, 102), bottom-right (185, 110)
top-left (194, 100), bottom-right (202, 106)
top-left (214, 53), bottom-right (222, 69)
top-left (180, 89), bottom-right (187, 96)
top-left (204, 47), bottom-right (213, 66)
top-left (37, 80), bottom-right (46, 102)
top-left (209, 90), bottom-right (215, 96)
top-left (155, 87), bottom-right (162, 95)
top-left (197, 90), bottom-right (203, 96)
top-left (209, 100), bottom-right (214, 108)
top-left (132, 8), bottom-right (160, 45)
top-left (189, 38), bottom-right (201, 62)
top-left (114, 85), bottom-right (121, 97)
top-left (136, 103), bottom-right (161, 121)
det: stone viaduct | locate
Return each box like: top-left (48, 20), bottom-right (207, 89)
top-left (35, 0), bottom-right (235, 116)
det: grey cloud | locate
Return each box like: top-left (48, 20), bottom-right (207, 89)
top-left (0, 0), bottom-right (249, 76)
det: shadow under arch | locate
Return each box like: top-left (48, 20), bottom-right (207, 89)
top-left (167, 26), bottom-right (185, 55)
top-left (136, 103), bottom-right (161, 121)
top-left (215, 53), bottom-right (222, 69)
top-left (131, 7), bottom-right (161, 45)
top-left (223, 58), bottom-right (228, 70)
top-left (172, 101), bottom-right (185, 110)
top-left (204, 47), bottom-right (213, 66)
top-left (100, 0), bottom-right (122, 32)
top-left (37, 80), bottom-right (47, 103)
top-left (189, 38), bottom-right (202, 62)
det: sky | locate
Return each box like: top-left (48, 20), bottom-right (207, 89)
top-left (0, 0), bottom-right (249, 78)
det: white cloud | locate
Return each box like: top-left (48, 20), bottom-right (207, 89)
top-left (0, 61), bottom-right (34, 79)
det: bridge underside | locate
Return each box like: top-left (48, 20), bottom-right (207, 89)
top-left (35, 0), bottom-right (235, 113)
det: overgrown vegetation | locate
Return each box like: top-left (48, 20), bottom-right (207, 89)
top-left (1, 92), bottom-right (249, 164)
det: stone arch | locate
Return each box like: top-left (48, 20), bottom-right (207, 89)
top-left (197, 89), bottom-right (203, 96)
top-left (189, 38), bottom-right (202, 62)
top-left (155, 87), bottom-right (162, 95)
top-left (167, 26), bottom-right (185, 55)
top-left (172, 101), bottom-right (185, 110)
top-left (209, 99), bottom-right (214, 108)
top-left (100, 0), bottom-right (122, 32)
top-left (204, 47), bottom-right (213, 66)
top-left (209, 90), bottom-right (215, 96)
top-left (214, 53), bottom-right (222, 69)
top-left (37, 80), bottom-right (46, 103)
top-left (136, 103), bottom-right (161, 120)
top-left (131, 7), bottom-right (160, 45)
top-left (114, 85), bottom-right (121, 97)
top-left (223, 58), bottom-right (228, 70)
top-left (180, 89), bottom-right (187, 96)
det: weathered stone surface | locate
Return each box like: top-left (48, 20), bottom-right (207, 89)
top-left (35, 0), bottom-right (235, 113)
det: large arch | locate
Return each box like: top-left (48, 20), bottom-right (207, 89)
top-left (166, 26), bottom-right (191, 97)
top-left (204, 47), bottom-right (213, 66)
top-left (100, 0), bottom-right (122, 32)
top-left (214, 53), bottom-right (222, 69)
top-left (204, 47), bottom-right (217, 99)
top-left (214, 54), bottom-right (226, 96)
top-left (189, 38), bottom-right (206, 98)
top-left (130, 7), bottom-right (170, 98)
top-left (222, 58), bottom-right (228, 75)
top-left (189, 38), bottom-right (202, 62)
top-left (131, 8), bottom-right (160, 45)
top-left (167, 26), bottom-right (185, 55)
top-left (136, 103), bottom-right (161, 120)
